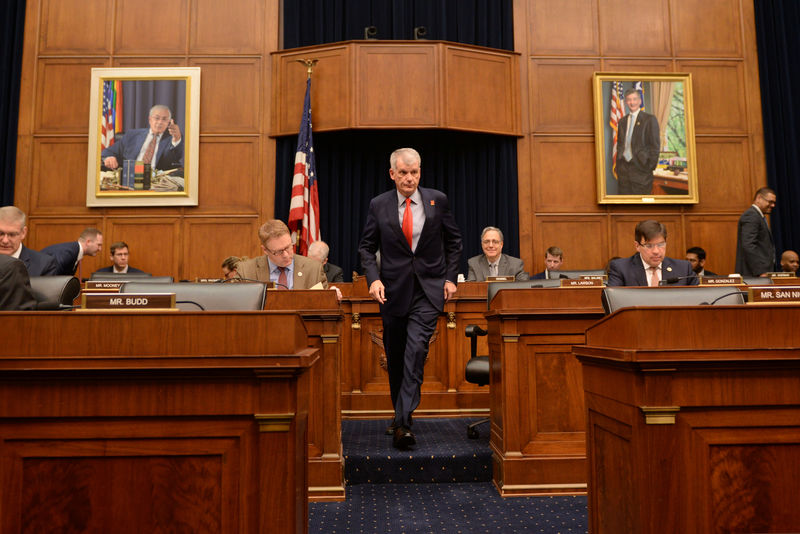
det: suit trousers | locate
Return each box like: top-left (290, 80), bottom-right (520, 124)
top-left (381, 276), bottom-right (439, 428)
top-left (616, 159), bottom-right (654, 195)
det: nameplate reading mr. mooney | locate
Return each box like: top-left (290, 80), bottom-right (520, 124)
top-left (561, 279), bottom-right (604, 287)
top-left (747, 286), bottom-right (800, 304)
top-left (700, 276), bottom-right (743, 285)
top-left (81, 293), bottom-right (177, 310)
top-left (83, 281), bottom-right (126, 292)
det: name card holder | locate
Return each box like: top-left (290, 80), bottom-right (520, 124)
top-left (80, 292), bottom-right (178, 311)
top-left (487, 276), bottom-right (516, 282)
top-left (82, 281), bottom-right (126, 292)
top-left (767, 272), bottom-right (795, 279)
top-left (747, 286), bottom-right (800, 305)
top-left (580, 274), bottom-right (608, 282)
top-left (561, 278), bottom-right (604, 288)
top-left (700, 275), bottom-right (743, 286)
top-left (771, 276), bottom-right (800, 285)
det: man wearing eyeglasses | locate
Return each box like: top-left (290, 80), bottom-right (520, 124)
top-left (466, 226), bottom-right (528, 281)
top-left (235, 219), bottom-right (327, 289)
top-left (735, 187), bottom-right (777, 277)
top-left (607, 219), bottom-right (697, 286)
top-left (0, 206), bottom-right (58, 277)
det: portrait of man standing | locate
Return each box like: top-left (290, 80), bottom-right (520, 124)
top-left (615, 88), bottom-right (660, 195)
top-left (358, 148), bottom-right (462, 450)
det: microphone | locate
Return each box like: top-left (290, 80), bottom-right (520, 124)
top-left (659, 274), bottom-right (698, 286)
top-left (176, 300), bottom-right (206, 311)
top-left (700, 290), bottom-right (745, 306)
top-left (217, 277), bottom-right (288, 289)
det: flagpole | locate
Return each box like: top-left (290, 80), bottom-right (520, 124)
top-left (296, 58), bottom-right (318, 80)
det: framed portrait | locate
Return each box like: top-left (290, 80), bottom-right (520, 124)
top-left (86, 67), bottom-right (200, 207)
top-left (592, 73), bottom-right (698, 204)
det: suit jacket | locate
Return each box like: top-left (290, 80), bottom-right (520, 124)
top-left (324, 262), bottom-right (344, 283)
top-left (93, 265), bottom-right (147, 275)
top-left (100, 128), bottom-right (183, 171)
top-left (531, 270), bottom-right (567, 280)
top-left (0, 255), bottom-right (37, 310)
top-left (19, 245), bottom-right (58, 277)
top-left (615, 110), bottom-right (660, 173)
top-left (358, 187), bottom-right (462, 316)
top-left (735, 206), bottom-right (775, 276)
top-left (236, 254), bottom-right (328, 289)
top-left (41, 241), bottom-right (80, 276)
top-left (467, 253), bottom-right (528, 281)
top-left (607, 253), bottom-right (698, 287)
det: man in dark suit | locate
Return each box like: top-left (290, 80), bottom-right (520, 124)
top-left (0, 206), bottom-right (58, 277)
top-left (92, 241), bottom-right (147, 275)
top-left (608, 219), bottom-right (698, 286)
top-left (735, 187), bottom-right (777, 277)
top-left (781, 250), bottom-right (799, 276)
top-left (0, 255), bottom-right (37, 310)
top-left (101, 104), bottom-right (183, 176)
top-left (686, 246), bottom-right (717, 277)
top-left (41, 228), bottom-right (103, 277)
top-left (531, 246), bottom-right (568, 280)
top-left (466, 226), bottom-right (528, 281)
top-left (359, 148), bottom-right (462, 450)
top-left (615, 88), bottom-right (660, 195)
top-left (307, 240), bottom-right (345, 283)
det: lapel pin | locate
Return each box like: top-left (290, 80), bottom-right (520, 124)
top-left (666, 266), bottom-right (673, 272)
top-left (297, 272), bottom-right (303, 277)
top-left (430, 200), bottom-right (435, 206)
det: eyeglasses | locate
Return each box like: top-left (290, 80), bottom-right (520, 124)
top-left (638, 241), bottom-right (666, 250)
top-left (0, 231), bottom-right (22, 239)
top-left (265, 244), bottom-right (294, 256)
top-left (482, 239), bottom-right (501, 245)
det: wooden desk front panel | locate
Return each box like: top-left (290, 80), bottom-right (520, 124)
top-left (339, 281), bottom-right (490, 417)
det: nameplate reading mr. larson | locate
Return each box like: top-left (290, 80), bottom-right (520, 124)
top-left (81, 292), bottom-right (177, 310)
top-left (561, 279), bottom-right (604, 287)
top-left (747, 286), bottom-right (800, 304)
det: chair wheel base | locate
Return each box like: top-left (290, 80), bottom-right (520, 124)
top-left (467, 427), bottom-right (480, 439)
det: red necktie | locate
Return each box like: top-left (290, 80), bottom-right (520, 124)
top-left (142, 134), bottom-right (158, 164)
top-left (277, 267), bottom-right (288, 289)
top-left (402, 197), bottom-right (413, 248)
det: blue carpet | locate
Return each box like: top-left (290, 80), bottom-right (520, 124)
top-left (309, 482), bottom-right (588, 534)
top-left (344, 418), bottom-right (492, 484)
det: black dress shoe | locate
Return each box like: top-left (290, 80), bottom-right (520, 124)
top-left (393, 426), bottom-right (416, 450)
top-left (385, 423), bottom-right (397, 436)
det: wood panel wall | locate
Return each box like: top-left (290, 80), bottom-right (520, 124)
top-left (514, 0), bottom-right (765, 275)
top-left (15, 0), bottom-right (280, 279)
top-left (14, 0), bottom-right (765, 279)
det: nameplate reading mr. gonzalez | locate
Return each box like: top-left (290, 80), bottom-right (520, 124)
top-left (81, 292), bottom-right (177, 311)
top-left (747, 286), bottom-right (800, 305)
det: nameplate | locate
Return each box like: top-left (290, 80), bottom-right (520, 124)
top-left (579, 274), bottom-right (608, 282)
top-left (767, 271), bottom-right (794, 278)
top-left (771, 276), bottom-right (800, 285)
top-left (747, 286), bottom-right (800, 304)
top-left (196, 278), bottom-right (223, 283)
top-left (81, 292), bottom-right (177, 310)
top-left (700, 276), bottom-right (743, 286)
top-left (83, 281), bottom-right (126, 292)
top-left (487, 276), bottom-right (515, 282)
top-left (560, 279), bottom-right (604, 287)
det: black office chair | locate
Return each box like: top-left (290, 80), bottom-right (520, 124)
top-left (29, 276), bottom-right (81, 310)
top-left (120, 281), bottom-right (267, 311)
top-left (464, 324), bottom-right (489, 439)
top-left (601, 286), bottom-right (745, 314)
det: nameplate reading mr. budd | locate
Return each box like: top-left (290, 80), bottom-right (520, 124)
top-left (747, 286), bottom-right (800, 304)
top-left (81, 293), bottom-right (176, 310)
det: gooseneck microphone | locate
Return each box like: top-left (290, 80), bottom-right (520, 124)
top-left (700, 290), bottom-right (746, 306)
top-left (217, 277), bottom-right (288, 289)
top-left (659, 274), bottom-right (699, 286)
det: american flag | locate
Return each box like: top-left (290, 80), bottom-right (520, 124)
top-left (634, 81), bottom-right (645, 111)
top-left (609, 81), bottom-right (624, 179)
top-left (100, 80), bottom-right (122, 149)
top-left (288, 78), bottom-right (320, 256)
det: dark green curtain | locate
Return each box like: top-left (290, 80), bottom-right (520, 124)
top-left (754, 0), bottom-right (800, 257)
top-left (278, 0), bottom-right (517, 279)
top-left (0, 0), bottom-right (26, 206)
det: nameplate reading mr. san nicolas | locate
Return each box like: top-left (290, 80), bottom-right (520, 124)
top-left (747, 286), bottom-right (800, 304)
top-left (81, 293), bottom-right (177, 310)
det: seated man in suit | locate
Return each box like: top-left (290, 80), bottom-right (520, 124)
top-left (685, 246), bottom-right (717, 277)
top-left (0, 206), bottom-right (57, 276)
top-left (93, 241), bottom-right (147, 275)
top-left (780, 250), bottom-right (799, 276)
top-left (0, 255), bottom-right (37, 310)
top-left (466, 226), bottom-right (528, 281)
top-left (531, 246), bottom-right (568, 280)
top-left (41, 228), bottom-right (103, 277)
top-left (221, 256), bottom-right (242, 280)
top-left (236, 219), bottom-right (328, 289)
top-left (307, 240), bottom-right (344, 283)
top-left (608, 219), bottom-right (697, 286)
top-left (100, 104), bottom-right (183, 185)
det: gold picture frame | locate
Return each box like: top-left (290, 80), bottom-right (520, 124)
top-left (592, 73), bottom-right (698, 204)
top-left (86, 67), bottom-right (200, 207)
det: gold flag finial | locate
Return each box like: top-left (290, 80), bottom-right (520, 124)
top-left (296, 58), bottom-right (319, 79)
